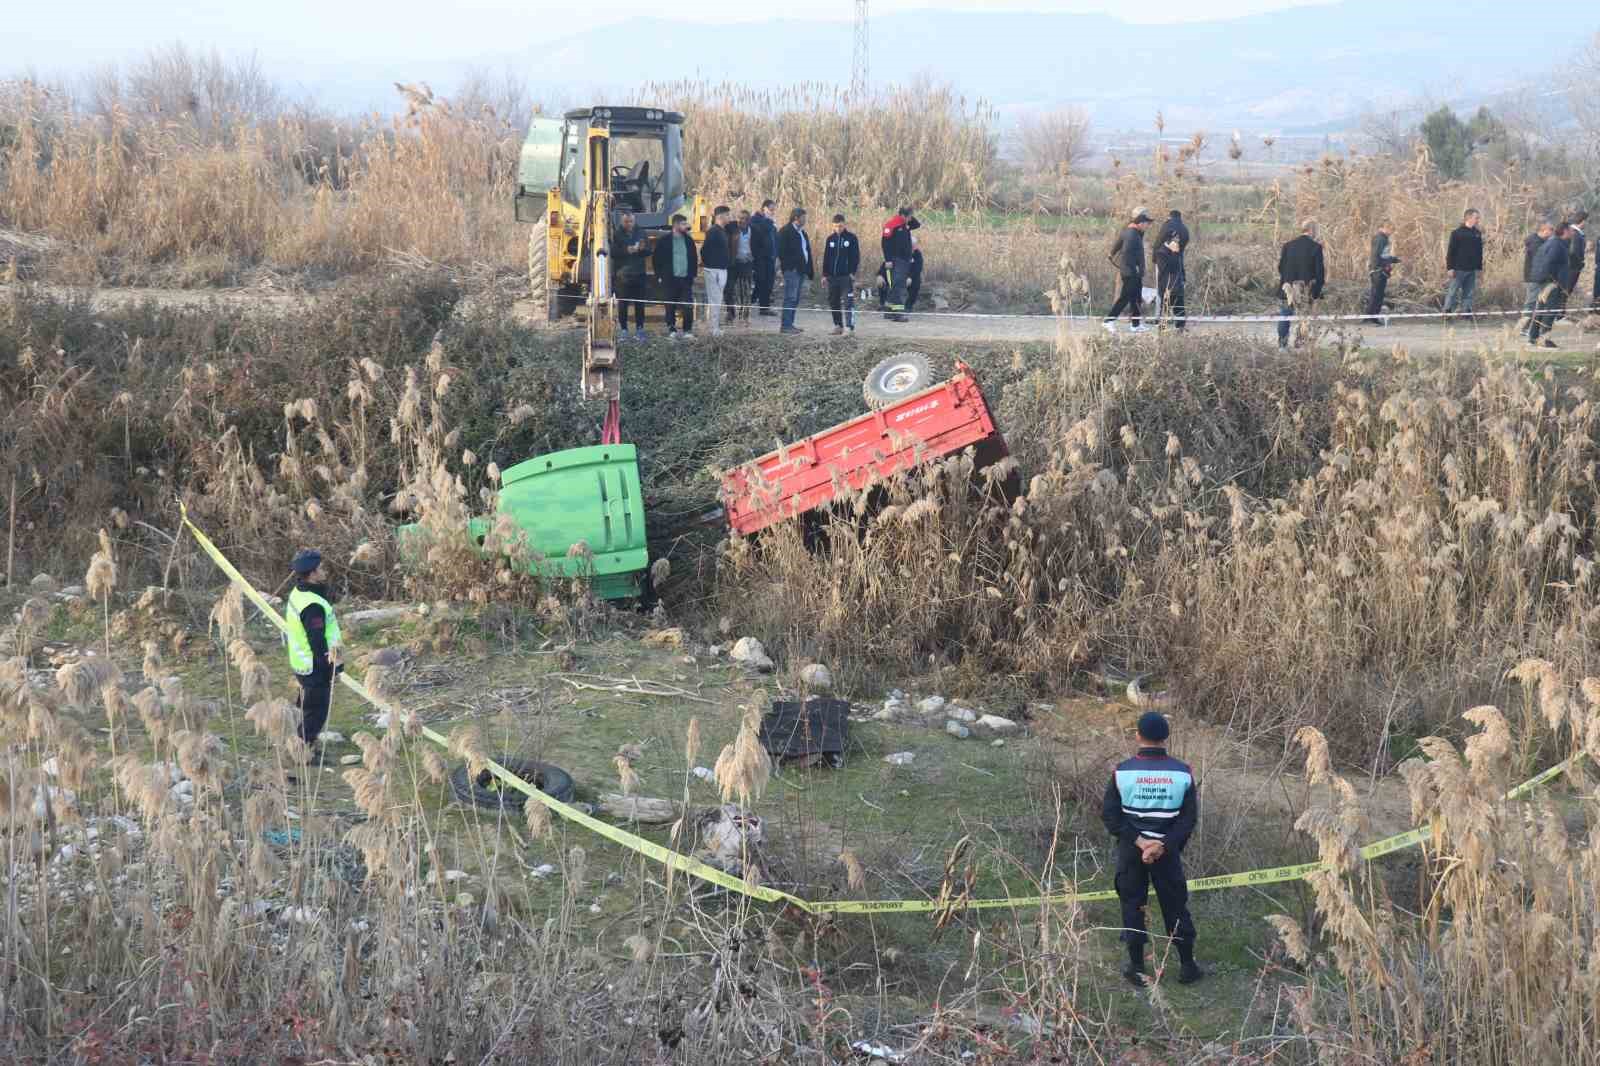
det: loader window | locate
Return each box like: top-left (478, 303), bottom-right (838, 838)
top-left (609, 134), bottom-right (666, 214)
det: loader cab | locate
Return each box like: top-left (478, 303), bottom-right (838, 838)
top-left (552, 107), bottom-right (687, 229)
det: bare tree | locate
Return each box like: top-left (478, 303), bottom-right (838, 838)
top-left (1359, 107), bottom-right (1417, 158)
top-left (1013, 106), bottom-right (1093, 176)
top-left (1571, 32), bottom-right (1600, 172)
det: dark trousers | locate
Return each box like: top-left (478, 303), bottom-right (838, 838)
top-left (907, 267), bottom-right (922, 312)
top-left (1158, 269), bottom-right (1185, 329)
top-left (729, 261), bottom-right (752, 319)
top-left (1529, 284), bottom-right (1566, 342)
top-left (1364, 269), bottom-right (1389, 322)
top-left (1106, 274), bottom-right (1142, 325)
top-left (827, 276), bottom-right (855, 328)
top-left (885, 257), bottom-right (911, 312)
top-left (753, 259), bottom-right (776, 310)
top-left (296, 677), bottom-right (332, 746)
top-left (619, 275), bottom-right (647, 329)
top-left (1116, 839), bottom-right (1195, 956)
top-left (665, 276), bottom-right (694, 333)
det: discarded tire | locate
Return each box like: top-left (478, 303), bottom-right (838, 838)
top-left (863, 352), bottom-right (934, 408)
top-left (450, 759), bottom-right (575, 810)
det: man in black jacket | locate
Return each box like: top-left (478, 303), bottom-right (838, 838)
top-left (1568, 210), bottom-right (1588, 316)
top-left (1277, 220), bottom-right (1326, 349)
top-left (612, 212), bottom-right (651, 341)
top-left (750, 200), bottom-right (779, 316)
top-left (1519, 221), bottom-right (1554, 328)
top-left (1528, 221), bottom-right (1572, 348)
top-left (651, 214), bottom-right (699, 340)
top-left (1442, 208), bottom-right (1484, 320)
top-left (700, 205), bottom-right (733, 337)
top-left (1364, 222), bottom-right (1400, 325)
top-left (1102, 209), bottom-right (1152, 334)
top-left (880, 206), bottom-right (921, 321)
top-left (822, 213), bottom-right (861, 335)
top-left (777, 208), bottom-right (814, 335)
top-left (1153, 210), bottom-right (1189, 330)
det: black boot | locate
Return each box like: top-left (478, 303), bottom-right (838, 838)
top-left (1176, 941), bottom-right (1204, 985)
top-left (1123, 941), bottom-right (1146, 987)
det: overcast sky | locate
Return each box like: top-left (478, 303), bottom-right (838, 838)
top-left (11, 1), bottom-right (1337, 72)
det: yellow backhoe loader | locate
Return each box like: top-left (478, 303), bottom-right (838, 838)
top-left (515, 107), bottom-right (708, 442)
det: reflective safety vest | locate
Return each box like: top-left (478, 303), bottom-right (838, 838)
top-left (285, 586), bottom-right (341, 676)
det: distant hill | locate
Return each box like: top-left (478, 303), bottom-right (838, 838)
top-left (430, 0), bottom-right (1570, 132)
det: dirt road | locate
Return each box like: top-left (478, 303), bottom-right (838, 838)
top-left (20, 280), bottom-right (1597, 357)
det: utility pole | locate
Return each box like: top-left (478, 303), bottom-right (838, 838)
top-left (851, 0), bottom-right (870, 102)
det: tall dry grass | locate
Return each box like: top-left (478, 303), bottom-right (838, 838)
top-left (1, 79), bottom-right (521, 285)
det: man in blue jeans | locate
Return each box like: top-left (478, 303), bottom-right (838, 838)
top-left (776, 207), bottom-right (814, 335)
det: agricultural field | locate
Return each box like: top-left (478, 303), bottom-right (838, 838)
top-left (4, 59), bottom-right (1600, 1066)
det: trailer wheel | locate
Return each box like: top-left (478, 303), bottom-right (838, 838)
top-left (451, 758), bottom-right (575, 810)
top-left (863, 353), bottom-right (935, 408)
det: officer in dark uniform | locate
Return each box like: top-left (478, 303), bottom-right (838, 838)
top-left (1102, 710), bottom-right (1204, 986)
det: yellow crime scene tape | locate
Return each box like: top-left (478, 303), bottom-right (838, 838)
top-left (180, 507), bottom-right (1583, 917)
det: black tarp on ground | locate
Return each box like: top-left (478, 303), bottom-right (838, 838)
top-left (759, 698), bottom-right (849, 767)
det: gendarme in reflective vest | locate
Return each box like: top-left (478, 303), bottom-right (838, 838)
top-left (285, 586), bottom-right (342, 677)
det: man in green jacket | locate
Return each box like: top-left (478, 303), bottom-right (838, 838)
top-left (285, 548), bottom-right (342, 755)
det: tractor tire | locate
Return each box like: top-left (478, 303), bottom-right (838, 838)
top-left (527, 222), bottom-right (557, 324)
top-left (450, 758), bottom-right (575, 810)
top-left (863, 352), bottom-right (935, 409)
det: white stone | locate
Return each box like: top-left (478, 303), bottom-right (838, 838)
top-left (948, 707), bottom-right (977, 723)
top-left (340, 754), bottom-right (362, 766)
top-left (373, 712), bottom-right (392, 729)
top-left (729, 637), bottom-right (774, 672)
top-left (530, 864), bottom-right (556, 878)
top-left (991, 739), bottom-right (1006, 748)
top-left (944, 721), bottom-right (971, 739)
top-left (692, 766), bottom-right (714, 781)
top-left (320, 730), bottom-right (345, 744)
top-left (443, 869), bottom-right (470, 882)
top-left (916, 696), bottom-right (947, 716)
top-left (976, 714), bottom-right (1021, 737)
top-left (883, 752), bottom-right (915, 766)
top-left (589, 903), bottom-right (603, 914)
top-left (59, 585), bottom-right (86, 598)
top-left (799, 663), bottom-right (834, 691)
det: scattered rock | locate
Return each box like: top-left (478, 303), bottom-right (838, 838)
top-left (373, 712), bottom-right (392, 729)
top-left (443, 869), bottom-right (470, 883)
top-left (883, 752), bottom-right (916, 766)
top-left (948, 707), bottom-right (977, 724)
top-left (589, 903), bottom-right (603, 914)
top-left (691, 766), bottom-right (714, 781)
top-left (707, 644), bottom-right (725, 659)
top-left (643, 627), bottom-right (686, 649)
top-left (340, 754), bottom-right (362, 766)
top-left (58, 584), bottom-right (86, 598)
top-left (916, 696), bottom-right (947, 716)
top-left (29, 573), bottom-right (57, 592)
top-left (320, 730), bottom-right (345, 744)
top-left (280, 906), bottom-right (321, 926)
top-left (529, 864), bottom-right (556, 878)
top-left (991, 739), bottom-right (1006, 748)
top-left (975, 714), bottom-right (1021, 737)
top-left (455, 892), bottom-right (477, 908)
top-left (345, 606), bottom-right (415, 625)
top-left (944, 721), bottom-right (971, 739)
top-left (364, 646), bottom-right (408, 668)
top-left (729, 637), bottom-right (774, 673)
top-left (799, 663), bottom-right (834, 691)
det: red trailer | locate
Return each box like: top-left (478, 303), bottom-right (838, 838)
top-left (719, 357), bottom-right (1010, 537)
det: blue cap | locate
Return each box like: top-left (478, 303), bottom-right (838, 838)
top-left (1136, 711), bottom-right (1170, 742)
top-left (290, 548), bottom-right (323, 575)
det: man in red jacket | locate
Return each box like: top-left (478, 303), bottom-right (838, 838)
top-left (881, 206), bottom-right (921, 322)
